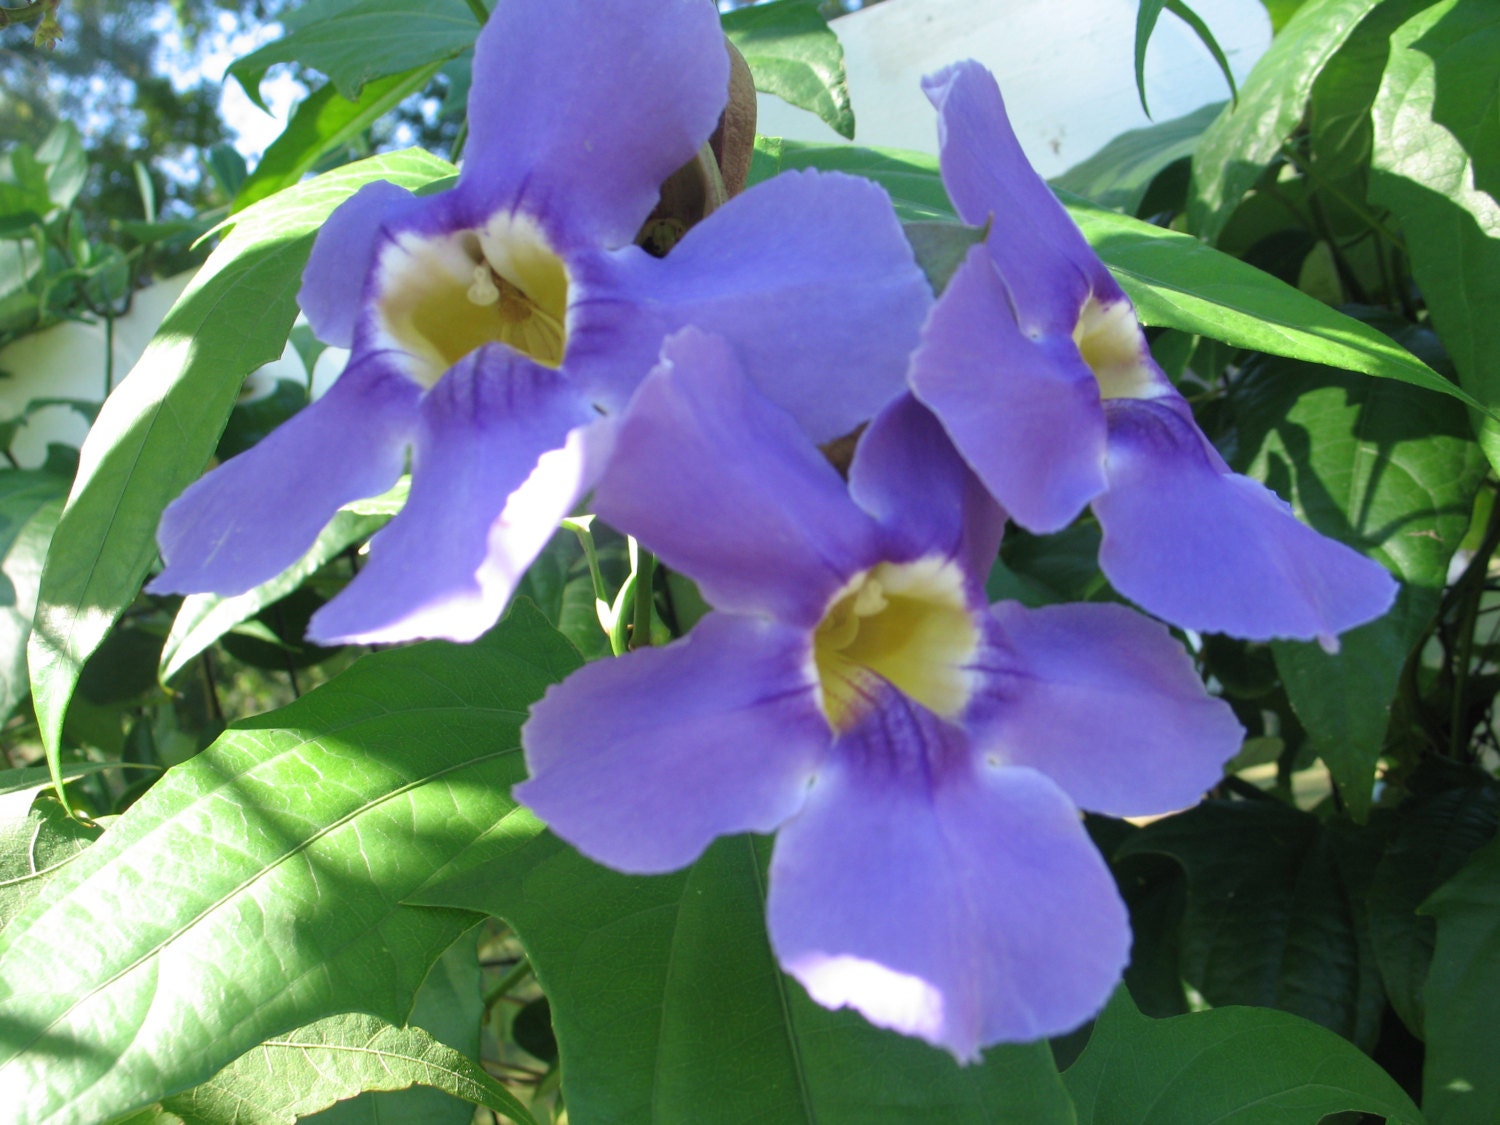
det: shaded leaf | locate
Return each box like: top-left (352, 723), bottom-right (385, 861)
top-left (1064, 986), bottom-right (1423, 1122)
top-left (416, 833), bottom-right (1075, 1124)
top-left (1422, 832), bottom-right (1500, 1122)
top-left (1117, 800), bottom-right (1390, 1050)
top-left (0, 793), bottom-right (101, 932)
top-left (1053, 102), bottom-right (1222, 215)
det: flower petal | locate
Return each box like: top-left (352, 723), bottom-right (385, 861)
top-left (572, 170), bottom-right (931, 439)
top-left (971, 602), bottom-right (1244, 816)
top-left (924, 60), bottom-right (1119, 330)
top-left (910, 246), bottom-right (1108, 532)
top-left (308, 350), bottom-right (598, 645)
top-left (1096, 400), bottom-right (1399, 645)
top-left (594, 328), bottom-right (879, 626)
top-left (767, 697), bottom-right (1129, 1060)
top-left (457, 0), bottom-right (727, 250)
top-left (517, 612), bottom-right (828, 874)
top-left (299, 180), bottom-right (423, 349)
top-left (848, 393), bottom-right (1005, 585)
top-left (150, 356), bottom-right (418, 597)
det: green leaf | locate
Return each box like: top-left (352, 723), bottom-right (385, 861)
top-left (1134, 1), bottom-right (1237, 118)
top-left (1369, 0), bottom-right (1500, 467)
top-left (1069, 200), bottom-right (1481, 408)
top-left (755, 138), bottom-right (957, 221)
top-left (723, 0), bottom-right (855, 140)
top-left (1053, 102), bottom-right (1222, 215)
top-left (1116, 800), bottom-right (1390, 1050)
top-left (230, 0), bottom-right (477, 110)
top-left (34, 123), bottom-right (86, 211)
top-left (1228, 327), bottom-right (1486, 817)
top-left (0, 471), bottom-right (68, 725)
top-left (1188, 0), bottom-right (1384, 242)
top-left (416, 833), bottom-right (1075, 1124)
top-left (1422, 832), bottom-right (1500, 1122)
top-left (902, 220), bottom-right (987, 293)
top-left (26, 148), bottom-right (455, 802)
top-left (1368, 782), bottom-right (1498, 1037)
top-left (236, 65), bottom-right (444, 211)
top-left (0, 792), bottom-right (101, 933)
top-left (1063, 986), bottom-right (1423, 1123)
top-left (158, 508), bottom-right (388, 683)
top-left (0, 601), bottom-right (577, 1122)
top-left (153, 1011), bottom-right (534, 1125)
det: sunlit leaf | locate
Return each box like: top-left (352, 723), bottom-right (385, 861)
top-left (723, 0), bottom-right (855, 139)
top-left (0, 601), bottom-right (575, 1122)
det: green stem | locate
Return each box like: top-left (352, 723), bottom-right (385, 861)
top-left (483, 955), bottom-right (532, 1012)
top-left (1447, 489), bottom-right (1500, 760)
top-left (1279, 144), bottom-right (1405, 253)
top-left (631, 548), bottom-right (656, 649)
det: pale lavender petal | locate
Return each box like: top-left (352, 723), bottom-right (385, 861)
top-left (910, 247), bottom-right (1107, 533)
top-left (299, 181), bottom-right (423, 348)
top-left (1096, 400), bottom-right (1399, 645)
top-left (848, 393), bottom-right (1005, 586)
top-left (150, 356), bottom-right (418, 597)
top-left (970, 602), bottom-right (1244, 816)
top-left (924, 60), bottom-right (1121, 330)
top-left (768, 697), bottom-right (1129, 1060)
top-left (308, 350), bottom-right (598, 645)
top-left (572, 170), bottom-right (930, 439)
top-left (457, 0), bottom-right (726, 249)
top-left (518, 612), bottom-right (828, 874)
top-left (594, 329), bottom-right (880, 626)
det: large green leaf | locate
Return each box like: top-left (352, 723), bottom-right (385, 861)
top-left (230, 0), bottom-right (477, 109)
top-left (1421, 833), bottom-right (1500, 1122)
top-left (1063, 986), bottom-right (1422, 1122)
top-left (26, 149), bottom-right (455, 797)
top-left (0, 790), bottom-right (101, 933)
top-left (0, 601), bottom-right (577, 1123)
top-left (235, 65), bottom-right (444, 211)
top-left (1188, 0), bottom-right (1385, 241)
top-left (1229, 329), bottom-right (1485, 817)
top-left (1116, 800), bottom-right (1390, 1050)
top-left (1052, 102), bottom-right (1222, 216)
top-left (1369, 0), bottom-right (1500, 465)
top-left (723, 0), bottom-right (855, 140)
top-left (416, 833), bottom-right (1076, 1124)
top-left (1071, 201), bottom-right (1477, 406)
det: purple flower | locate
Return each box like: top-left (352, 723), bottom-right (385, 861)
top-left (150, 0), bottom-right (929, 645)
top-left (516, 327), bottom-right (1244, 1060)
top-left (909, 60), bottom-right (1398, 650)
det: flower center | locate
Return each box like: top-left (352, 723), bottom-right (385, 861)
top-left (375, 212), bottom-right (570, 388)
top-left (812, 556), bottom-right (979, 734)
top-left (1072, 295), bottom-right (1156, 400)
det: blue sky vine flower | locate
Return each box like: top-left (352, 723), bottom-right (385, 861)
top-left (909, 61), bottom-right (1398, 650)
top-left (150, 0), bottom-right (930, 645)
top-left (516, 327), bottom-right (1244, 1060)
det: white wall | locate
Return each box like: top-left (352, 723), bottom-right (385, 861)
top-left (757, 0), bottom-right (1271, 177)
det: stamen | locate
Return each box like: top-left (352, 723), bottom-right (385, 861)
top-left (467, 265), bottom-right (500, 306)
